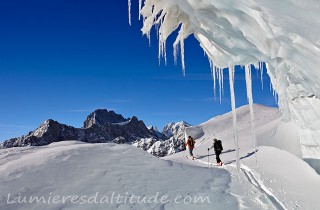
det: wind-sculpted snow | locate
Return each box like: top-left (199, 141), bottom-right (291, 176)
top-left (131, 0), bottom-right (320, 168)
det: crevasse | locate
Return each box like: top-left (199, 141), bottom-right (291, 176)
top-left (130, 0), bottom-right (320, 172)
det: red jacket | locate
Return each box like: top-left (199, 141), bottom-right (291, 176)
top-left (186, 139), bottom-right (195, 148)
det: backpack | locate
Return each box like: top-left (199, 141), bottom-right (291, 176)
top-left (217, 140), bottom-right (223, 150)
top-left (189, 138), bottom-right (195, 147)
top-left (214, 140), bottom-right (223, 151)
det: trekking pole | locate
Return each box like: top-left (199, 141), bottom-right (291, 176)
top-left (207, 148), bottom-right (210, 168)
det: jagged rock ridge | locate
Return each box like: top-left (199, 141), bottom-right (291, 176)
top-left (0, 109), bottom-right (156, 149)
top-left (83, 109), bottom-right (127, 128)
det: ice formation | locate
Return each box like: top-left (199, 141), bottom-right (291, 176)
top-left (130, 0), bottom-right (320, 171)
top-left (229, 66), bottom-right (240, 172)
top-left (245, 65), bottom-right (258, 163)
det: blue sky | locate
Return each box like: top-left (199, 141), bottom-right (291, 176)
top-left (0, 0), bottom-right (277, 142)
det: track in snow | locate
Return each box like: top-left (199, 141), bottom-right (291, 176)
top-left (238, 164), bottom-right (287, 210)
top-left (185, 157), bottom-right (287, 210)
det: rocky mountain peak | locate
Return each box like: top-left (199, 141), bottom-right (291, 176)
top-left (162, 121), bottom-right (191, 139)
top-left (32, 119), bottom-right (58, 137)
top-left (147, 125), bottom-right (163, 139)
top-left (83, 109), bottom-right (127, 128)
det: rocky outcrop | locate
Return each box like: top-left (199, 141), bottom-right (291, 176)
top-left (147, 126), bottom-right (164, 139)
top-left (134, 137), bottom-right (186, 157)
top-left (133, 121), bottom-right (191, 157)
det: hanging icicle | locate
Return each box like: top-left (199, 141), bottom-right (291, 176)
top-left (216, 67), bottom-right (221, 104)
top-left (138, 0), bottom-right (143, 20)
top-left (260, 62), bottom-right (264, 90)
top-left (180, 25), bottom-right (186, 76)
top-left (173, 42), bottom-right (179, 65)
top-left (164, 41), bottom-right (167, 65)
top-left (229, 66), bottom-right (240, 174)
top-left (209, 59), bottom-right (217, 100)
top-left (128, 0), bottom-right (132, 26)
top-left (158, 38), bottom-right (162, 66)
top-left (147, 31), bottom-right (151, 47)
top-left (245, 65), bottom-right (258, 163)
top-left (221, 68), bottom-right (224, 97)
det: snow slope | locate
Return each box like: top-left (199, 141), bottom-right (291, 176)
top-left (1, 104), bottom-right (319, 210)
top-left (0, 141), bottom-right (236, 210)
top-left (133, 0), bottom-right (320, 169)
top-left (164, 104), bottom-right (320, 209)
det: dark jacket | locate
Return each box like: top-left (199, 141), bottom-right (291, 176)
top-left (212, 140), bottom-right (223, 152)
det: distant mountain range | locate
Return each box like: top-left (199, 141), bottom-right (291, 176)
top-left (0, 109), bottom-right (191, 157)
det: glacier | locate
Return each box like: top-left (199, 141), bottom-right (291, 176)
top-left (130, 0), bottom-right (320, 171)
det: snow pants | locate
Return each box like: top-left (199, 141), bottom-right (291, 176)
top-left (215, 150), bottom-right (222, 163)
top-left (189, 147), bottom-right (194, 156)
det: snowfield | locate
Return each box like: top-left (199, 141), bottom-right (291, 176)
top-left (1, 105), bottom-right (319, 210)
top-left (0, 142), bottom-right (236, 210)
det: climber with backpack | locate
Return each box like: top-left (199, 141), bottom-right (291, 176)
top-left (185, 136), bottom-right (196, 160)
top-left (208, 138), bottom-right (223, 166)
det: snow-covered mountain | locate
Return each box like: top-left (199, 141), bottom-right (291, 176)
top-left (134, 0), bottom-right (320, 174)
top-left (0, 109), bottom-right (157, 149)
top-left (133, 121), bottom-right (191, 157)
top-left (1, 104), bottom-right (319, 210)
top-left (162, 121), bottom-right (191, 140)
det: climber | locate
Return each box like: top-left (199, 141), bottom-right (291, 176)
top-left (209, 138), bottom-right (223, 166)
top-left (185, 136), bottom-right (196, 159)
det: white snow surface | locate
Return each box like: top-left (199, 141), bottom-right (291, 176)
top-left (0, 142), bottom-right (236, 210)
top-left (134, 0), bottom-right (320, 163)
top-left (164, 104), bottom-right (320, 209)
top-left (1, 104), bottom-right (320, 210)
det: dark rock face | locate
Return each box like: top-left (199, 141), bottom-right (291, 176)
top-left (148, 126), bottom-right (164, 139)
top-left (0, 110), bottom-right (156, 149)
top-left (0, 119), bottom-right (80, 148)
top-left (83, 109), bottom-right (127, 128)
